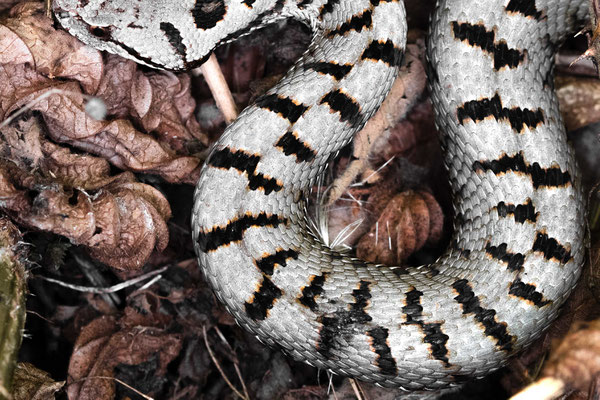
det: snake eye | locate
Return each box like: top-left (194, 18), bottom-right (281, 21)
top-left (89, 26), bottom-right (110, 39)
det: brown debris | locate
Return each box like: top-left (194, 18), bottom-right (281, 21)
top-left (556, 75), bottom-right (600, 130)
top-left (327, 40), bottom-right (427, 204)
top-left (1, 3), bottom-right (205, 185)
top-left (67, 315), bottom-right (182, 400)
top-left (570, 0), bottom-right (600, 75)
top-left (0, 116), bottom-right (170, 270)
top-left (12, 363), bottom-right (64, 400)
top-left (356, 190), bottom-right (443, 265)
top-left (538, 319), bottom-right (600, 397)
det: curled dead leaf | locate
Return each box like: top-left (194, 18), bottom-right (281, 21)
top-left (0, 116), bottom-right (171, 270)
top-left (67, 314), bottom-right (182, 399)
top-left (356, 190), bottom-right (443, 265)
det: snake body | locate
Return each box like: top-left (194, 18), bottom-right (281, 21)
top-left (53, 0), bottom-right (587, 391)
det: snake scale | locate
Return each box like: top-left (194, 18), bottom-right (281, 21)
top-left (52, 0), bottom-right (588, 392)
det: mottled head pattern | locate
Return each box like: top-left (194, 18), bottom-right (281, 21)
top-left (52, 0), bottom-right (239, 70)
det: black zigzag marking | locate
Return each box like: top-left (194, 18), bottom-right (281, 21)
top-left (298, 273), bottom-right (329, 311)
top-left (276, 131), bottom-right (317, 162)
top-left (473, 152), bottom-right (571, 189)
top-left (160, 22), bottom-right (187, 59)
top-left (452, 279), bottom-right (514, 352)
top-left (319, 0), bottom-right (342, 17)
top-left (367, 327), bottom-right (399, 377)
top-left (402, 288), bottom-right (450, 366)
top-left (320, 89), bottom-right (363, 128)
top-left (485, 243), bottom-right (525, 272)
top-left (244, 276), bottom-right (283, 320)
top-left (361, 39), bottom-right (404, 67)
top-left (496, 199), bottom-right (538, 223)
top-left (196, 212), bottom-right (288, 252)
top-left (327, 9), bottom-right (373, 37)
top-left (318, 281), bottom-right (373, 357)
top-left (208, 148), bottom-right (282, 194)
top-left (509, 279), bottom-right (551, 307)
top-left (506, 0), bottom-right (543, 20)
top-left (298, 0), bottom-right (314, 9)
top-left (457, 93), bottom-right (544, 132)
top-left (303, 61), bottom-right (353, 81)
top-left (192, 0), bottom-right (227, 30)
top-left (254, 248), bottom-right (298, 276)
top-left (451, 21), bottom-right (525, 70)
top-left (532, 232), bottom-right (572, 264)
top-left (256, 94), bottom-right (310, 124)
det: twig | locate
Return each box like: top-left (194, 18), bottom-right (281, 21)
top-left (196, 54), bottom-right (238, 123)
top-left (202, 325), bottom-right (249, 400)
top-left (37, 265), bottom-right (168, 294)
top-left (70, 376), bottom-right (154, 400)
top-left (349, 379), bottom-right (365, 400)
top-left (510, 377), bottom-right (566, 400)
top-left (214, 326), bottom-right (250, 400)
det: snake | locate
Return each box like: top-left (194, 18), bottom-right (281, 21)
top-left (52, 0), bottom-right (588, 392)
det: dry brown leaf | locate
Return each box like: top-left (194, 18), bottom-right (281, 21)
top-left (0, 116), bottom-right (171, 270)
top-left (12, 363), bottom-right (65, 400)
top-left (1, 3), bottom-right (205, 184)
top-left (356, 190), bottom-right (443, 265)
top-left (67, 315), bottom-right (182, 400)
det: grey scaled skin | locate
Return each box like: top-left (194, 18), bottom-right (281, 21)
top-left (52, 0), bottom-right (587, 391)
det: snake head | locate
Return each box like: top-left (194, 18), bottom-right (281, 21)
top-left (52, 0), bottom-right (200, 70)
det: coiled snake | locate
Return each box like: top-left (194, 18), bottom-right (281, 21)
top-left (52, 0), bottom-right (588, 391)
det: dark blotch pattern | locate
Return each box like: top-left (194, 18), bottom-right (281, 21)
top-left (509, 279), bottom-right (551, 307)
top-left (485, 243), bottom-right (525, 272)
top-left (276, 131), bottom-right (317, 162)
top-left (319, 0), bottom-right (342, 17)
top-left (497, 200), bottom-right (538, 223)
top-left (244, 276), bottom-right (283, 320)
top-left (457, 93), bottom-right (544, 132)
top-left (320, 89), bottom-right (363, 128)
top-left (256, 94), bottom-right (309, 124)
top-left (327, 9), bottom-right (373, 37)
top-left (255, 249), bottom-right (299, 276)
top-left (532, 232), bottom-right (572, 264)
top-left (361, 39), bottom-right (404, 67)
top-left (304, 61), bottom-right (353, 80)
top-left (196, 212), bottom-right (287, 252)
top-left (159, 22), bottom-right (187, 58)
top-left (208, 147), bottom-right (282, 194)
top-left (192, 0), bottom-right (227, 30)
top-left (451, 21), bottom-right (525, 70)
top-left (367, 327), bottom-right (399, 376)
top-left (318, 281), bottom-right (373, 357)
top-left (473, 152), bottom-right (571, 189)
top-left (453, 279), bottom-right (514, 352)
top-left (402, 288), bottom-right (450, 366)
top-left (506, 0), bottom-right (543, 20)
top-left (298, 273), bottom-right (329, 311)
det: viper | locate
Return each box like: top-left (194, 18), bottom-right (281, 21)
top-left (52, 0), bottom-right (587, 391)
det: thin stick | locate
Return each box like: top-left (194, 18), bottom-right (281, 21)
top-left (70, 376), bottom-right (154, 400)
top-left (510, 377), bottom-right (565, 400)
top-left (196, 54), bottom-right (238, 124)
top-left (202, 325), bottom-right (249, 400)
top-left (37, 266), bottom-right (168, 294)
top-left (214, 326), bottom-right (250, 400)
top-left (349, 379), bottom-right (364, 400)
